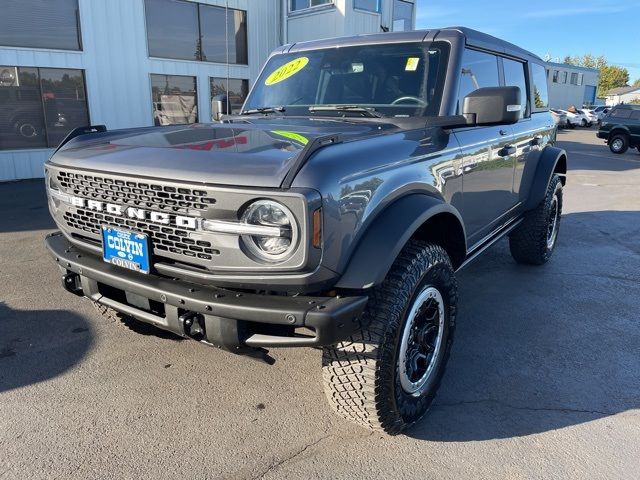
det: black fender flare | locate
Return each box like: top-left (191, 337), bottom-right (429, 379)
top-left (335, 194), bottom-right (466, 290)
top-left (522, 146), bottom-right (567, 211)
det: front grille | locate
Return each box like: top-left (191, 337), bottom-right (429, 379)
top-left (63, 209), bottom-right (219, 260)
top-left (55, 169), bottom-right (221, 265)
top-left (56, 171), bottom-right (216, 215)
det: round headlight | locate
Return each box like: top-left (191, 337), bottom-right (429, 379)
top-left (240, 200), bottom-right (299, 263)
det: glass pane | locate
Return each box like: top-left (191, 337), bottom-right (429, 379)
top-left (199, 4), bottom-right (226, 63)
top-left (151, 74), bottom-right (198, 125)
top-left (200, 6), bottom-right (247, 65)
top-left (354, 0), bottom-right (379, 12)
top-left (502, 58), bottom-right (528, 118)
top-left (0, 0), bottom-right (81, 50)
top-left (39, 68), bottom-right (89, 147)
top-left (145, 0), bottom-right (199, 61)
top-left (532, 63), bottom-right (549, 109)
top-left (0, 66), bottom-right (47, 149)
top-left (456, 49), bottom-right (500, 114)
top-left (210, 77), bottom-right (249, 117)
top-left (393, 0), bottom-right (413, 31)
top-left (245, 42), bottom-right (450, 118)
top-left (291, 0), bottom-right (331, 11)
top-left (229, 9), bottom-right (248, 65)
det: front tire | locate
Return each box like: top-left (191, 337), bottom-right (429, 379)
top-left (322, 241), bottom-right (457, 434)
top-left (609, 134), bottom-right (629, 154)
top-left (509, 174), bottom-right (563, 265)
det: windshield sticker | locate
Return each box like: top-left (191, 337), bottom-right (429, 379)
top-left (265, 57), bottom-right (309, 86)
top-left (405, 57), bottom-right (420, 71)
top-left (271, 130), bottom-right (309, 145)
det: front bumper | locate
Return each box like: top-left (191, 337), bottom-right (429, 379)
top-left (45, 232), bottom-right (367, 352)
top-left (596, 130), bottom-right (608, 140)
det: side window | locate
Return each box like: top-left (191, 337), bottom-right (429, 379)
top-left (610, 108), bottom-right (632, 119)
top-left (502, 58), bottom-right (528, 119)
top-left (531, 63), bottom-right (549, 110)
top-left (629, 110), bottom-right (640, 120)
top-left (456, 49), bottom-right (500, 114)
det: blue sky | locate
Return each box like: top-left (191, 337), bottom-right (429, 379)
top-left (415, 0), bottom-right (640, 82)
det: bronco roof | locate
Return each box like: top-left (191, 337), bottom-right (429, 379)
top-left (283, 26), bottom-right (543, 63)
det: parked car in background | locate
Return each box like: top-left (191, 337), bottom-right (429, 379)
top-left (556, 109), bottom-right (582, 128)
top-left (597, 104), bottom-right (640, 154)
top-left (577, 109), bottom-right (596, 126)
top-left (592, 105), bottom-right (611, 120)
top-left (550, 109), bottom-right (567, 128)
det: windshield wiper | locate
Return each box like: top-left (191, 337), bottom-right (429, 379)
top-left (308, 105), bottom-right (384, 118)
top-left (241, 106), bottom-right (286, 115)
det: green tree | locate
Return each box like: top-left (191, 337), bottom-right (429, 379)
top-left (599, 65), bottom-right (630, 95)
top-left (633, 78), bottom-right (640, 87)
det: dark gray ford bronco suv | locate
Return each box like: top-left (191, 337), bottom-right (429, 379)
top-left (45, 27), bottom-right (566, 434)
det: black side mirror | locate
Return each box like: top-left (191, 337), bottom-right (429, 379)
top-left (463, 86), bottom-right (521, 126)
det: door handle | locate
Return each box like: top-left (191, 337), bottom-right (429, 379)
top-left (499, 129), bottom-right (509, 136)
top-left (498, 145), bottom-right (516, 157)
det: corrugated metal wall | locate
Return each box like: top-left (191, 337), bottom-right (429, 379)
top-left (0, 0), bottom-right (280, 181)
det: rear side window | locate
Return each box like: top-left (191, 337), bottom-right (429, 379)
top-left (456, 49), bottom-right (500, 114)
top-left (610, 108), bottom-right (632, 119)
top-left (531, 63), bottom-right (549, 110)
top-left (503, 58), bottom-right (529, 119)
top-left (630, 110), bottom-right (640, 120)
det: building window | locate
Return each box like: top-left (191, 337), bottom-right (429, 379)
top-left (570, 72), bottom-right (578, 85)
top-left (531, 63), bottom-right (549, 110)
top-left (0, 0), bottom-right (82, 51)
top-left (200, 4), bottom-right (248, 65)
top-left (0, 66), bottom-right (89, 150)
top-left (210, 78), bottom-right (248, 118)
top-left (392, 0), bottom-right (414, 31)
top-left (151, 74), bottom-right (198, 125)
top-left (502, 58), bottom-right (529, 118)
top-left (144, 0), bottom-right (248, 65)
top-left (290, 0), bottom-right (332, 12)
top-left (578, 73), bottom-right (584, 86)
top-left (561, 71), bottom-right (567, 84)
top-left (354, 0), bottom-right (381, 13)
top-left (552, 70), bottom-right (559, 83)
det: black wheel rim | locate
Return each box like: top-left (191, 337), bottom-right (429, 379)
top-left (398, 287), bottom-right (445, 396)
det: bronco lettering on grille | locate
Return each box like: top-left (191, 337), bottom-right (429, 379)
top-left (70, 196), bottom-right (198, 230)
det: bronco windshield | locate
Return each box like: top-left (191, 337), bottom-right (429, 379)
top-left (243, 42), bottom-right (450, 118)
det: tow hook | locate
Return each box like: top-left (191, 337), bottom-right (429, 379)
top-left (179, 311), bottom-right (206, 340)
top-left (62, 272), bottom-right (83, 296)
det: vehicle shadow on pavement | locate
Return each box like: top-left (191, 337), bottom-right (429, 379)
top-left (408, 210), bottom-right (640, 441)
top-left (557, 138), bottom-right (640, 171)
top-left (0, 302), bottom-right (93, 394)
top-left (0, 179), bottom-right (55, 233)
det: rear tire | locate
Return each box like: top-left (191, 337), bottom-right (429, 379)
top-left (322, 241), bottom-right (457, 434)
top-left (509, 174), bottom-right (563, 265)
top-left (609, 134), bottom-right (629, 154)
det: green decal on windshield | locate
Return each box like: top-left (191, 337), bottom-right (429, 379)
top-left (271, 130), bottom-right (309, 145)
top-left (265, 57), bottom-right (309, 86)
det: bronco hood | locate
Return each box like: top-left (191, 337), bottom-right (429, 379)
top-left (50, 119), bottom-right (396, 188)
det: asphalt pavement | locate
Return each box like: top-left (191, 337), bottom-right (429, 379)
top-left (1, 128), bottom-right (639, 479)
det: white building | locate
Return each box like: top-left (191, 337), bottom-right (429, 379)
top-left (545, 61), bottom-right (600, 110)
top-left (0, 0), bottom-right (416, 181)
top-left (605, 86), bottom-right (640, 106)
